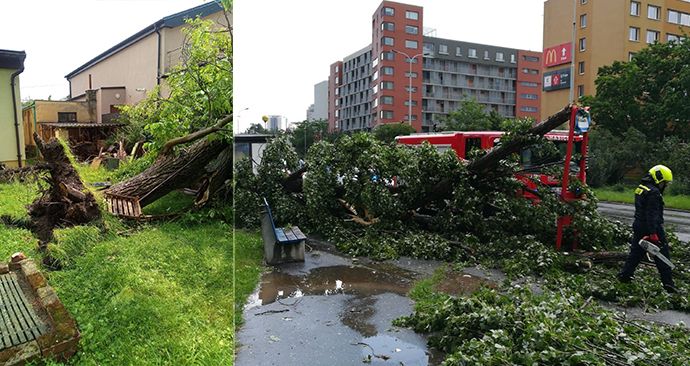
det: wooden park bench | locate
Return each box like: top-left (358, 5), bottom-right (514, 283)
top-left (260, 198), bottom-right (306, 265)
top-left (103, 192), bottom-right (142, 218)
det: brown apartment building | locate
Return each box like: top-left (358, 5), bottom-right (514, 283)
top-left (542, 0), bottom-right (690, 119)
top-left (328, 1), bottom-right (543, 133)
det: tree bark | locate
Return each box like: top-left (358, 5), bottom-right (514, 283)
top-left (107, 138), bottom-right (229, 207)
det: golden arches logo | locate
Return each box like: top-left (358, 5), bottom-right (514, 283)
top-left (545, 49), bottom-right (558, 66)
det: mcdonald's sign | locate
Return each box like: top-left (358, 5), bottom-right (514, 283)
top-left (543, 42), bottom-right (571, 67)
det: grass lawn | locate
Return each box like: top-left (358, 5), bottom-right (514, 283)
top-left (232, 230), bottom-right (263, 328)
top-left (593, 186), bottom-right (690, 211)
top-left (0, 164), bottom-right (234, 365)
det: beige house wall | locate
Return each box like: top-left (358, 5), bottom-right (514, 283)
top-left (34, 100), bottom-right (92, 123)
top-left (542, 0), bottom-right (690, 120)
top-left (0, 68), bottom-right (24, 167)
top-left (69, 33), bottom-right (158, 105)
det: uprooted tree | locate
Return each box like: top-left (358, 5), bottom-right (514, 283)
top-left (108, 11), bottom-right (232, 210)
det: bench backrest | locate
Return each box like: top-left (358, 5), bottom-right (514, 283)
top-left (263, 198), bottom-right (278, 232)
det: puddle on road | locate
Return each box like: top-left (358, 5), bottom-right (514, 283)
top-left (355, 334), bottom-right (440, 365)
top-left (254, 264), bottom-right (417, 306)
top-left (435, 271), bottom-right (497, 296)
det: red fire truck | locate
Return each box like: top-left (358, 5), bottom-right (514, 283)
top-left (395, 107), bottom-right (591, 250)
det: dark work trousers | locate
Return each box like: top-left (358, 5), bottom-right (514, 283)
top-left (619, 229), bottom-right (674, 290)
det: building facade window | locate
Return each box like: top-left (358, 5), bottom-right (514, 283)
top-left (520, 81), bottom-right (538, 87)
top-left (58, 112), bottom-right (77, 122)
top-left (468, 48), bottom-right (477, 58)
top-left (629, 27), bottom-right (640, 41)
top-left (439, 44), bottom-right (448, 54)
top-left (372, 57), bottom-right (379, 68)
top-left (581, 0), bottom-right (587, 4)
top-left (648, 5), bottom-right (660, 20)
top-left (405, 40), bottom-right (418, 49)
top-left (381, 96), bottom-right (394, 105)
top-left (381, 51), bottom-right (395, 60)
top-left (523, 55), bottom-right (539, 62)
top-left (380, 110), bottom-right (394, 119)
top-left (510, 54), bottom-right (516, 63)
top-left (667, 34), bottom-right (685, 42)
top-left (405, 71), bottom-right (418, 78)
top-left (579, 37), bottom-right (586, 51)
top-left (646, 30), bottom-right (659, 43)
top-left (372, 71), bottom-right (379, 80)
top-left (381, 22), bottom-right (395, 31)
top-left (455, 47), bottom-right (462, 56)
top-left (382, 66), bottom-right (394, 75)
top-left (580, 14), bottom-right (587, 28)
top-left (404, 100), bottom-right (417, 106)
top-left (405, 10), bottom-right (419, 20)
top-left (520, 93), bottom-right (538, 100)
top-left (372, 84), bottom-right (379, 94)
top-left (382, 7), bottom-right (394, 16)
top-left (382, 36), bottom-right (394, 46)
top-left (404, 114), bottom-right (417, 121)
top-left (522, 68), bottom-right (539, 75)
top-left (668, 10), bottom-right (690, 26)
top-left (577, 85), bottom-right (584, 97)
top-left (496, 52), bottom-right (504, 62)
top-left (484, 50), bottom-right (490, 59)
top-left (630, 1), bottom-right (640, 16)
top-left (405, 86), bottom-right (417, 92)
top-left (405, 25), bottom-right (418, 34)
top-left (381, 81), bottom-right (394, 89)
top-left (628, 52), bottom-right (637, 61)
top-left (520, 106), bottom-right (538, 113)
top-left (578, 61), bottom-right (585, 74)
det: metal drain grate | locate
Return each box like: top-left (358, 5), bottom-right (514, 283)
top-left (0, 273), bottom-right (48, 349)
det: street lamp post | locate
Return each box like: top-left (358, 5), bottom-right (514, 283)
top-left (392, 50), bottom-right (426, 125)
top-left (236, 107), bottom-right (249, 132)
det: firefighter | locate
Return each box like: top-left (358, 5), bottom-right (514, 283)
top-left (618, 165), bottom-right (676, 293)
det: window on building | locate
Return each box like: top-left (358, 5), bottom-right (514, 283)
top-left (669, 10), bottom-right (680, 23)
top-left (580, 14), bottom-right (587, 28)
top-left (520, 81), bottom-right (538, 87)
top-left (496, 52), bottom-right (504, 62)
top-left (382, 7), bottom-right (394, 16)
top-left (372, 84), bottom-right (379, 94)
top-left (382, 81), bottom-right (394, 89)
top-left (381, 51), bottom-right (395, 60)
top-left (438, 44), bottom-right (448, 54)
top-left (405, 40), bottom-right (418, 49)
top-left (577, 85), bottom-right (584, 97)
top-left (682, 13), bottom-right (690, 26)
top-left (382, 37), bottom-right (394, 46)
top-left (405, 86), bottom-right (417, 92)
top-left (667, 33), bottom-right (684, 42)
top-left (372, 71), bottom-right (379, 80)
top-left (381, 22), bottom-right (395, 31)
top-left (522, 68), bottom-right (539, 75)
top-left (380, 110), bottom-right (394, 119)
top-left (372, 57), bottom-right (379, 68)
top-left (484, 50), bottom-right (490, 59)
top-left (405, 10), bottom-right (419, 20)
top-left (405, 71), bottom-right (418, 78)
top-left (510, 54), bottom-right (516, 63)
top-left (456, 47), bottom-right (462, 56)
top-left (579, 37), bottom-right (586, 51)
top-left (381, 96), bottom-right (394, 105)
top-left (423, 43), bottom-right (434, 54)
top-left (578, 61), bottom-right (585, 74)
top-left (335, 88), bottom-right (340, 95)
top-left (648, 5), bottom-right (660, 20)
top-left (628, 52), bottom-right (637, 61)
top-left (520, 93), bottom-right (538, 100)
top-left (373, 98), bottom-right (379, 107)
top-left (629, 27), bottom-right (640, 41)
top-left (646, 30), bottom-right (659, 44)
top-left (581, 0), bottom-right (587, 4)
top-left (523, 55), bottom-right (540, 62)
top-left (405, 25), bottom-right (418, 34)
top-left (468, 48), bottom-right (477, 58)
top-left (382, 66), bottom-right (394, 75)
top-left (630, 1), bottom-right (640, 16)
top-left (404, 114), bottom-right (418, 121)
top-left (404, 100), bottom-right (418, 106)
top-left (520, 106), bottom-right (539, 113)
top-left (58, 112), bottom-right (77, 122)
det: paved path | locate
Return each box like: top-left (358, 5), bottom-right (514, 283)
top-left (597, 201), bottom-right (690, 242)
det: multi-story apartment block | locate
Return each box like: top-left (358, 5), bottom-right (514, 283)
top-left (542, 0), bottom-right (690, 119)
top-left (328, 1), bottom-right (542, 133)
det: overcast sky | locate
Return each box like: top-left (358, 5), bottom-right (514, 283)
top-left (1, 0), bottom-right (212, 101)
top-left (234, 0), bottom-right (546, 132)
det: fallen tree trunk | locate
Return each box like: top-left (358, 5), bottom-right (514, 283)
top-left (28, 133), bottom-right (101, 247)
top-left (107, 138), bottom-right (230, 208)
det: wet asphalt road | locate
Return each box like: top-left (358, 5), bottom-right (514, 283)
top-left (597, 201), bottom-right (690, 243)
top-left (235, 244), bottom-right (445, 366)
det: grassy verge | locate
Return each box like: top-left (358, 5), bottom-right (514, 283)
top-left (233, 230), bottom-right (263, 328)
top-left (593, 186), bottom-right (690, 211)
top-left (0, 162), bottom-right (235, 365)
